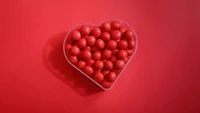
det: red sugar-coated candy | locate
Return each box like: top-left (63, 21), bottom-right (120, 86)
top-left (124, 29), bottom-right (134, 40)
top-left (96, 39), bottom-right (105, 49)
top-left (126, 49), bottom-right (134, 56)
top-left (109, 55), bottom-right (117, 63)
top-left (128, 40), bottom-right (136, 49)
top-left (92, 27), bottom-right (101, 37)
top-left (93, 72), bottom-right (104, 83)
top-left (70, 46), bottom-right (80, 56)
top-left (94, 69), bottom-right (101, 73)
top-left (116, 39), bottom-right (121, 42)
top-left (120, 27), bottom-right (126, 34)
top-left (87, 59), bottom-right (95, 66)
top-left (68, 55), bottom-right (78, 64)
top-left (83, 66), bottom-right (94, 76)
top-left (71, 30), bottom-right (81, 41)
top-left (111, 30), bottom-right (122, 40)
top-left (76, 38), bottom-right (86, 48)
top-left (101, 22), bottom-right (111, 32)
top-left (82, 50), bottom-right (92, 61)
top-left (101, 32), bottom-right (111, 41)
top-left (102, 70), bottom-right (110, 76)
top-left (124, 56), bottom-right (130, 63)
top-left (82, 46), bottom-right (91, 51)
top-left (104, 60), bottom-right (113, 70)
top-left (65, 44), bottom-right (72, 52)
top-left (111, 22), bottom-right (121, 30)
top-left (86, 36), bottom-right (96, 46)
top-left (107, 72), bottom-right (117, 82)
top-left (107, 40), bottom-right (117, 50)
top-left (112, 68), bottom-right (121, 74)
top-left (114, 60), bottom-right (125, 69)
top-left (93, 51), bottom-right (102, 61)
top-left (117, 50), bottom-right (128, 60)
top-left (94, 60), bottom-right (104, 70)
top-left (76, 60), bottom-right (86, 69)
top-left (101, 79), bottom-right (112, 88)
top-left (80, 26), bottom-right (91, 35)
top-left (118, 40), bottom-right (128, 49)
top-left (112, 49), bottom-right (119, 55)
top-left (102, 49), bottom-right (112, 59)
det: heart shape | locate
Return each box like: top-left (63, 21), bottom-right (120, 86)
top-left (63, 19), bottom-right (138, 90)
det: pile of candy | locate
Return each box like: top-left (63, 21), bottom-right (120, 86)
top-left (64, 20), bottom-right (136, 89)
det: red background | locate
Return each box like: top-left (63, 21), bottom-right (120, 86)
top-left (0, 0), bottom-right (200, 113)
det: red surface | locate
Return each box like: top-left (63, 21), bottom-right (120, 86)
top-left (0, 0), bottom-right (200, 113)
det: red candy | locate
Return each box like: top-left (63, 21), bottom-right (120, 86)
top-left (126, 49), bottom-right (134, 56)
top-left (76, 60), bottom-right (86, 69)
top-left (107, 72), bottom-right (117, 82)
top-left (65, 20), bottom-right (137, 90)
top-left (104, 60), bottom-right (113, 70)
top-left (86, 36), bottom-right (96, 46)
top-left (112, 68), bottom-right (121, 74)
top-left (111, 30), bottom-right (122, 40)
top-left (117, 40), bottom-right (128, 49)
top-left (124, 29), bottom-right (134, 40)
top-left (70, 46), bottom-right (80, 56)
top-left (128, 40), bottom-right (136, 49)
top-left (83, 66), bottom-right (94, 76)
top-left (114, 60), bottom-right (125, 69)
top-left (120, 27), bottom-right (126, 34)
top-left (82, 46), bottom-right (91, 51)
top-left (102, 49), bottom-right (112, 59)
top-left (80, 26), bottom-right (91, 35)
top-left (93, 51), bottom-right (102, 61)
top-left (111, 22), bottom-right (121, 30)
top-left (101, 32), bottom-right (111, 41)
top-left (94, 60), bottom-right (104, 70)
top-left (124, 57), bottom-right (130, 63)
top-left (102, 70), bottom-right (110, 76)
top-left (93, 72), bottom-right (104, 83)
top-left (96, 39), bottom-right (105, 49)
top-left (65, 44), bottom-right (72, 52)
top-left (101, 79), bottom-right (112, 88)
top-left (92, 27), bottom-right (101, 37)
top-left (82, 50), bottom-right (92, 61)
top-left (112, 49), bottom-right (119, 55)
top-left (71, 30), bottom-right (81, 41)
top-left (87, 59), bottom-right (95, 66)
top-left (68, 55), bottom-right (78, 64)
top-left (76, 38), bottom-right (86, 48)
top-left (107, 40), bottom-right (117, 49)
top-left (109, 55), bottom-right (117, 63)
top-left (117, 50), bottom-right (128, 60)
top-left (101, 22), bottom-right (111, 31)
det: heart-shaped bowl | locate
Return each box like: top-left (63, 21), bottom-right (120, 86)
top-left (63, 19), bottom-right (138, 90)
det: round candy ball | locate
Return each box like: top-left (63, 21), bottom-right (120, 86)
top-left (83, 66), bottom-right (94, 76)
top-left (80, 25), bottom-right (91, 35)
top-left (82, 50), bottom-right (92, 61)
top-left (93, 72), bottom-right (104, 83)
top-left (114, 60), bottom-right (125, 69)
top-left (70, 46), bottom-right (80, 56)
top-left (94, 60), bottom-right (104, 70)
top-left (71, 30), bottom-right (81, 41)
